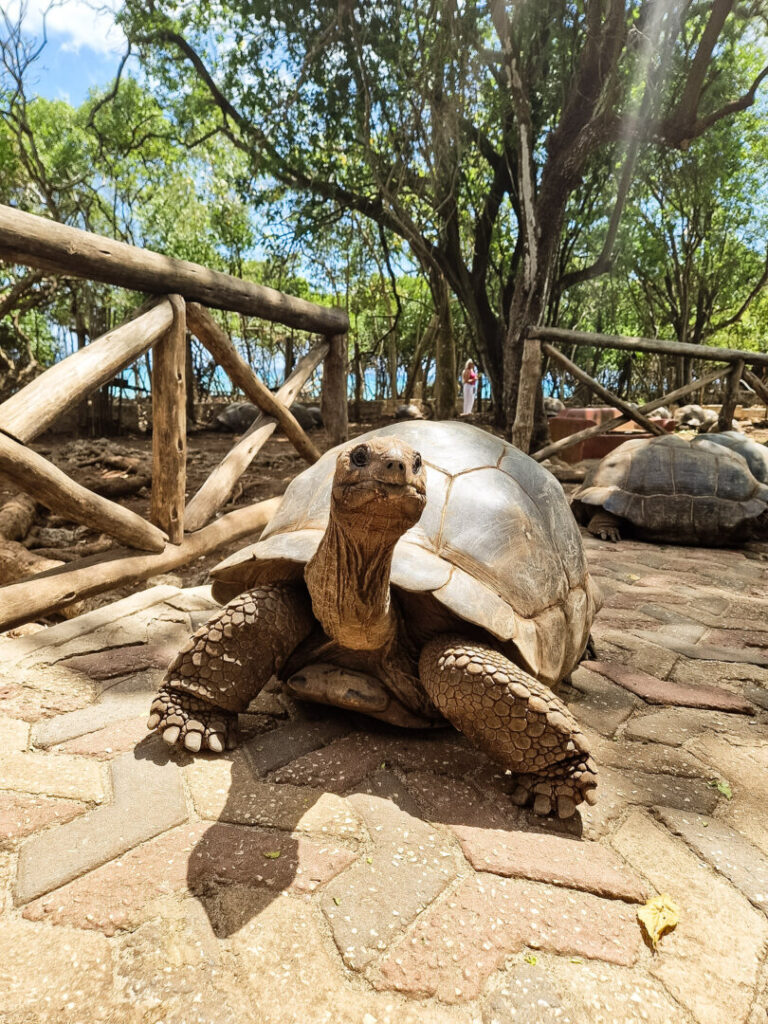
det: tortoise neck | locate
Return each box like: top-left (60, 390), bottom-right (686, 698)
top-left (304, 511), bottom-right (399, 650)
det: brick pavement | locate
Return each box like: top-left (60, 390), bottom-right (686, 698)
top-left (0, 545), bottom-right (766, 1024)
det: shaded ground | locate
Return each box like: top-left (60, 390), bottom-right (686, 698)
top-left (0, 527), bottom-right (766, 1024)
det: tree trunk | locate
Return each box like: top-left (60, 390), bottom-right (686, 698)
top-left (431, 272), bottom-right (456, 419)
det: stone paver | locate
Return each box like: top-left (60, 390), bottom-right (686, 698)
top-left (579, 764), bottom-right (719, 838)
top-left (451, 825), bottom-right (648, 902)
top-left (623, 706), bottom-right (748, 745)
top-left (60, 641), bottom-right (177, 679)
top-left (0, 790), bottom-right (86, 844)
top-left (688, 732), bottom-right (768, 858)
top-left (32, 691), bottom-right (151, 747)
top-left (565, 667), bottom-right (638, 737)
top-left (114, 896), bottom-right (254, 1024)
top-left (655, 806), bottom-right (768, 916)
top-left (0, 715), bottom-right (29, 750)
top-left (613, 810), bottom-right (768, 1024)
top-left (584, 659), bottom-right (756, 713)
top-left (482, 963), bottom-right (566, 1024)
top-left (228, 886), bottom-right (476, 1024)
top-left (1, 539), bottom-right (767, 1024)
top-left (550, 958), bottom-right (685, 1024)
top-left (15, 747), bottom-right (187, 902)
top-left (23, 821), bottom-right (355, 933)
top-left (54, 715), bottom-right (151, 758)
top-left (186, 755), bottom-right (365, 840)
top-left (0, 918), bottom-right (117, 1022)
top-left (321, 771), bottom-right (458, 969)
top-left (0, 749), bottom-right (105, 801)
top-left (372, 873), bottom-right (641, 1002)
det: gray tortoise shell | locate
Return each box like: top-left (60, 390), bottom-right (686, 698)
top-left (573, 433), bottom-right (768, 543)
top-left (692, 431), bottom-right (768, 484)
top-left (211, 421), bottom-right (601, 686)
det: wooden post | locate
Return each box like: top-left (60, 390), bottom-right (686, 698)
top-left (187, 303), bottom-right (322, 464)
top-left (532, 366), bottom-right (728, 461)
top-left (718, 359), bottom-right (745, 431)
top-left (0, 494), bottom-right (37, 541)
top-left (151, 295), bottom-right (187, 544)
top-left (744, 369), bottom-right (768, 409)
top-left (0, 433), bottom-right (167, 551)
top-left (322, 332), bottom-right (349, 446)
top-left (541, 343), bottom-right (665, 436)
top-left (511, 338), bottom-right (543, 453)
top-left (0, 497), bottom-right (281, 630)
top-left (0, 204), bottom-right (349, 335)
top-left (0, 299), bottom-right (173, 443)
top-left (185, 340), bottom-right (329, 531)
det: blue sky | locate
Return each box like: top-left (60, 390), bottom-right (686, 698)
top-left (4, 0), bottom-right (127, 104)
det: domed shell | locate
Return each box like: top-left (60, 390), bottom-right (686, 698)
top-left (211, 421), bottom-right (600, 686)
top-left (692, 431), bottom-right (768, 484)
top-left (572, 433), bottom-right (768, 543)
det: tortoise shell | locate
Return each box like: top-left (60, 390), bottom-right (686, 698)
top-left (692, 431), bottom-right (768, 484)
top-left (572, 433), bottom-right (768, 544)
top-left (211, 421), bottom-right (601, 686)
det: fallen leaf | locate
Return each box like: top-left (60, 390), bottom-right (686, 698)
top-left (708, 779), bottom-right (733, 799)
top-left (638, 893), bottom-right (679, 949)
top-left (263, 850), bottom-right (281, 859)
top-left (523, 954), bottom-right (537, 965)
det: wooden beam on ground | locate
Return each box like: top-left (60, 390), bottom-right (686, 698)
top-left (0, 433), bottom-right (167, 551)
top-left (0, 204), bottom-right (348, 335)
top-left (185, 339), bottom-right (329, 531)
top-left (322, 332), bottom-right (349, 446)
top-left (532, 366), bottom-right (727, 462)
top-left (150, 295), bottom-right (186, 543)
top-left (528, 325), bottom-right (768, 368)
top-left (511, 338), bottom-right (543, 453)
top-left (0, 299), bottom-right (173, 443)
top-left (0, 497), bottom-right (281, 630)
top-left (541, 343), bottom-right (665, 436)
top-left (718, 359), bottom-right (745, 431)
top-left (187, 303), bottom-right (321, 465)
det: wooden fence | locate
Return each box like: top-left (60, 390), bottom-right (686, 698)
top-left (0, 204), bottom-right (349, 629)
top-left (515, 326), bottom-right (768, 458)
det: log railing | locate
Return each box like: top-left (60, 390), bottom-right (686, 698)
top-left (0, 204), bottom-right (350, 629)
top-left (512, 324), bottom-right (768, 458)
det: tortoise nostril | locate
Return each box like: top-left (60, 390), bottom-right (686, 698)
top-left (387, 460), bottom-right (405, 472)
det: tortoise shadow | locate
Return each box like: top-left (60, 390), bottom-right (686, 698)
top-left (134, 700), bottom-right (586, 939)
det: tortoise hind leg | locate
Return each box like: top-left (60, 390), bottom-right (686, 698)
top-left (148, 583), bottom-right (313, 753)
top-left (419, 635), bottom-right (597, 818)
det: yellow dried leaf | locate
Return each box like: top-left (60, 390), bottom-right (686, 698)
top-left (638, 894), bottom-right (679, 949)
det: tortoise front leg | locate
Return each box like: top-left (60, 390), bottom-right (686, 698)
top-left (148, 583), bottom-right (313, 753)
top-left (419, 636), bottom-right (597, 818)
top-left (586, 510), bottom-right (622, 542)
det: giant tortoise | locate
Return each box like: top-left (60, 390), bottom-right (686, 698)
top-left (148, 421), bottom-right (602, 817)
top-left (571, 433), bottom-right (768, 545)
top-left (692, 431), bottom-right (768, 484)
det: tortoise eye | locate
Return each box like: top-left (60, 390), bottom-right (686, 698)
top-left (413, 453), bottom-right (422, 473)
top-left (350, 444), bottom-right (369, 467)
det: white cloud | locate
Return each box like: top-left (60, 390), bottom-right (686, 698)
top-left (4, 0), bottom-right (126, 55)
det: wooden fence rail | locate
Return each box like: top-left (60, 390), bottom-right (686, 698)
top-left (0, 205), bottom-right (351, 629)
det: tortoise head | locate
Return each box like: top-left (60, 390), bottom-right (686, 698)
top-left (331, 436), bottom-right (427, 535)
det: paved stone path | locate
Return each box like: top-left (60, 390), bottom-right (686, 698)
top-left (0, 538), bottom-right (767, 1024)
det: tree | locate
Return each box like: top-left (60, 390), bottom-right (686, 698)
top-left (119, 0), bottom-right (768, 446)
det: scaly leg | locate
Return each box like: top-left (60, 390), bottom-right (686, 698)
top-left (419, 635), bottom-right (597, 818)
top-left (148, 583), bottom-right (313, 753)
top-left (586, 510), bottom-right (622, 542)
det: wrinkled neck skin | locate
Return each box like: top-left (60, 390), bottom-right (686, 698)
top-left (304, 509), bottom-right (400, 651)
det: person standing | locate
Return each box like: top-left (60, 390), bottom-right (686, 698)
top-left (461, 359), bottom-right (478, 416)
